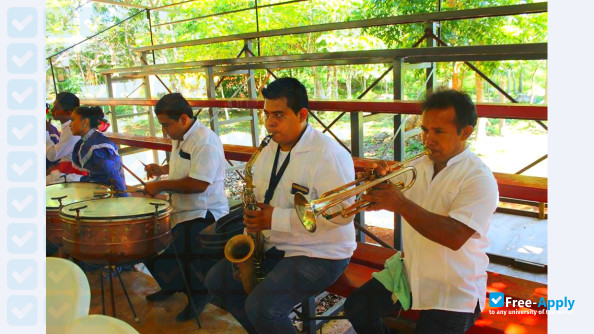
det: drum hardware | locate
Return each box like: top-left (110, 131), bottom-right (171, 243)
top-left (51, 195), bottom-right (67, 208)
top-left (151, 202), bottom-right (164, 234)
top-left (59, 197), bottom-right (175, 325)
top-left (69, 205), bottom-right (87, 219)
top-left (46, 182), bottom-right (111, 251)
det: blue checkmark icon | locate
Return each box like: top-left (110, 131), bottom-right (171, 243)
top-left (7, 259), bottom-right (37, 290)
top-left (489, 292), bottom-right (505, 307)
top-left (7, 224), bottom-right (37, 254)
top-left (7, 116), bottom-right (38, 146)
top-left (7, 188), bottom-right (37, 218)
top-left (7, 152), bottom-right (37, 182)
top-left (7, 80), bottom-right (37, 110)
top-left (7, 7), bottom-right (38, 38)
top-left (7, 44), bottom-right (37, 74)
top-left (7, 295), bottom-right (37, 326)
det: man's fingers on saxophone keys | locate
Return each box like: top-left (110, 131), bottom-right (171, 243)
top-left (243, 204), bottom-right (273, 231)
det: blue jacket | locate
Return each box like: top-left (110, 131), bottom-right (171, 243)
top-left (72, 129), bottom-right (128, 194)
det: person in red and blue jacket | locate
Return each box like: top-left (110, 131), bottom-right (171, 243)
top-left (70, 106), bottom-right (128, 195)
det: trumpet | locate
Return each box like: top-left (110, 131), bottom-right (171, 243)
top-left (294, 149), bottom-right (431, 232)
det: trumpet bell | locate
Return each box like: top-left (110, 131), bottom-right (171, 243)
top-left (295, 193), bottom-right (317, 233)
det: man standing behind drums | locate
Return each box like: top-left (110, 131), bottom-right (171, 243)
top-left (344, 89), bottom-right (499, 334)
top-left (142, 93), bottom-right (229, 322)
top-left (205, 78), bottom-right (356, 334)
top-left (46, 92), bottom-right (85, 184)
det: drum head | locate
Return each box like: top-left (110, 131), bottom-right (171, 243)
top-left (46, 182), bottom-right (111, 209)
top-left (60, 197), bottom-right (171, 220)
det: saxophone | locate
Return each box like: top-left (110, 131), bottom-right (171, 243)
top-left (224, 135), bottom-right (272, 294)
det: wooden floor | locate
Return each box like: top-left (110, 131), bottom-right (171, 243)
top-left (86, 269), bottom-right (246, 333)
top-left (80, 211), bottom-right (547, 333)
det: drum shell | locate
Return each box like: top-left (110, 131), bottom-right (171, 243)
top-left (46, 182), bottom-right (111, 248)
top-left (61, 213), bottom-right (171, 265)
top-left (46, 209), bottom-right (63, 247)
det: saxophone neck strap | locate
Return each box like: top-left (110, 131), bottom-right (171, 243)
top-left (263, 126), bottom-right (307, 205)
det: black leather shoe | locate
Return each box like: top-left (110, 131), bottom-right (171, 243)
top-left (145, 289), bottom-right (175, 302)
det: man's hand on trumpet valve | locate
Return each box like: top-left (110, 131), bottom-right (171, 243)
top-left (361, 182), bottom-right (408, 213)
top-left (144, 163), bottom-right (166, 179)
top-left (244, 203), bottom-right (273, 233)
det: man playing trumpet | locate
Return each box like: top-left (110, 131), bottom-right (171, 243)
top-left (205, 77), bottom-right (356, 333)
top-left (344, 89), bottom-right (499, 333)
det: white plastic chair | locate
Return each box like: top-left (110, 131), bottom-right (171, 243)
top-left (66, 314), bottom-right (140, 334)
top-left (46, 257), bottom-right (91, 334)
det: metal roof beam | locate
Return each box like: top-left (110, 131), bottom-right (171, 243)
top-left (101, 43), bottom-right (547, 75)
top-left (90, 0), bottom-right (149, 9)
top-left (133, 2), bottom-right (547, 53)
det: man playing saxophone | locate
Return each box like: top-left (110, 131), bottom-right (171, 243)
top-left (205, 77), bottom-right (356, 333)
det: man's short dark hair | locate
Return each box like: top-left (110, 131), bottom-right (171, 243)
top-left (55, 92), bottom-right (80, 112)
top-left (261, 77), bottom-right (309, 114)
top-left (422, 89), bottom-right (477, 133)
top-left (154, 93), bottom-right (193, 121)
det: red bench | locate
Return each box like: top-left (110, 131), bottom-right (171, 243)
top-left (328, 242), bottom-right (547, 333)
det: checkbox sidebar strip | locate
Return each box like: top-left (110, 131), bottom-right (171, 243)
top-left (1, 0), bottom-right (46, 331)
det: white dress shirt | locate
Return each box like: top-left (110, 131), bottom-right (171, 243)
top-left (252, 124), bottom-right (356, 260)
top-left (169, 119), bottom-right (229, 226)
top-left (46, 120), bottom-right (79, 163)
top-left (401, 148), bottom-right (499, 312)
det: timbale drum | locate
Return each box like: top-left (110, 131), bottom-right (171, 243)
top-left (46, 182), bottom-right (111, 247)
top-left (59, 197), bottom-right (172, 265)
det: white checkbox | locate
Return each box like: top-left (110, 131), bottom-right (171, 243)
top-left (12, 266), bottom-right (34, 284)
top-left (12, 159), bottom-right (34, 176)
top-left (11, 15), bottom-right (33, 32)
top-left (11, 195), bottom-right (33, 212)
top-left (11, 123), bottom-right (34, 140)
top-left (11, 51), bottom-right (34, 68)
top-left (11, 303), bottom-right (33, 320)
top-left (11, 230), bottom-right (34, 248)
top-left (11, 87), bottom-right (34, 104)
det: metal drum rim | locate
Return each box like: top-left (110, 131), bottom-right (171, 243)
top-left (46, 181), bottom-right (111, 210)
top-left (58, 197), bottom-right (172, 220)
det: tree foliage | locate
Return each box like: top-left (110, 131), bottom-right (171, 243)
top-left (46, 0), bottom-right (547, 144)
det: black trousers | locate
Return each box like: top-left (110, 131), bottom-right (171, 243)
top-left (344, 278), bottom-right (481, 334)
top-left (144, 212), bottom-right (218, 305)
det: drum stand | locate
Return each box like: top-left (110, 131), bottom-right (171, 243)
top-left (97, 254), bottom-right (203, 329)
top-left (99, 265), bottom-right (140, 323)
top-left (170, 241), bottom-right (202, 329)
